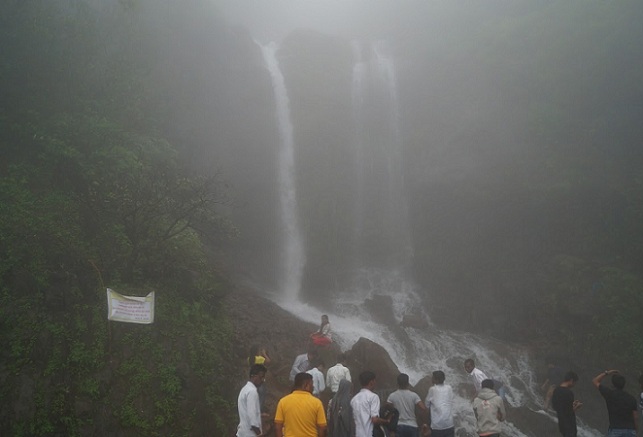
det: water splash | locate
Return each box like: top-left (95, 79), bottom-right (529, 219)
top-left (276, 267), bottom-right (601, 437)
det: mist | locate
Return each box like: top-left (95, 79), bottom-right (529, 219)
top-left (2, 0), bottom-right (643, 434)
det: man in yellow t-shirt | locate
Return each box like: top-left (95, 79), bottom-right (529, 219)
top-left (275, 372), bottom-right (327, 437)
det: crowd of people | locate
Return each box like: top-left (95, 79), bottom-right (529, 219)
top-left (236, 317), bottom-right (643, 436)
top-left (237, 349), bottom-right (510, 437)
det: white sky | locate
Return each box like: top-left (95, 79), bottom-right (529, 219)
top-left (218, 0), bottom-right (385, 41)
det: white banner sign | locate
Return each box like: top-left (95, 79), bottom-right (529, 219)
top-left (106, 288), bottom-right (155, 324)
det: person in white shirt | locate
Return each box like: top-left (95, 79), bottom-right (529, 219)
top-left (306, 359), bottom-right (326, 397)
top-left (237, 364), bottom-right (267, 437)
top-left (464, 359), bottom-right (489, 396)
top-left (327, 353), bottom-right (352, 394)
top-left (386, 373), bottom-right (428, 437)
top-left (290, 351), bottom-right (317, 382)
top-left (351, 370), bottom-right (390, 437)
top-left (425, 370), bottom-right (455, 437)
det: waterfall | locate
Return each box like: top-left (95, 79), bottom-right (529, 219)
top-left (350, 40), bottom-right (412, 268)
top-left (351, 40), bottom-right (367, 244)
top-left (259, 41), bottom-right (305, 302)
top-left (268, 39), bottom-right (601, 436)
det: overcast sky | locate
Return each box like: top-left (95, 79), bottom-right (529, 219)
top-left (218, 0), bottom-right (395, 41)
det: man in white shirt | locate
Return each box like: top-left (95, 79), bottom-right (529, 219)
top-left (351, 370), bottom-right (390, 437)
top-left (425, 370), bottom-right (455, 437)
top-left (237, 364), bottom-right (267, 437)
top-left (290, 351), bottom-right (317, 382)
top-left (306, 359), bottom-right (326, 397)
top-left (464, 358), bottom-right (488, 396)
top-left (326, 353), bottom-right (352, 394)
top-left (386, 373), bottom-right (427, 437)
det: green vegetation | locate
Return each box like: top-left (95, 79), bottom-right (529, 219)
top-left (0, 1), bottom-right (237, 435)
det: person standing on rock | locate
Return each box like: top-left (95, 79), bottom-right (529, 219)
top-left (327, 353), bottom-right (352, 394)
top-left (290, 350), bottom-right (317, 382)
top-left (351, 370), bottom-right (390, 437)
top-left (472, 379), bottom-right (505, 437)
top-left (465, 359), bottom-right (489, 396)
top-left (552, 371), bottom-right (582, 437)
top-left (425, 370), bottom-right (455, 437)
top-left (592, 369), bottom-right (638, 437)
top-left (386, 373), bottom-right (427, 437)
top-left (541, 361), bottom-right (565, 410)
top-left (237, 364), bottom-right (267, 437)
top-left (275, 372), bottom-right (327, 437)
top-left (248, 345), bottom-right (271, 412)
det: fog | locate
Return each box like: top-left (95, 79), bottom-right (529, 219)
top-left (210, 2), bottom-right (643, 433)
top-left (3, 0), bottom-right (641, 434)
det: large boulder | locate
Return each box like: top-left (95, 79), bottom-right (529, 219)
top-left (348, 337), bottom-right (400, 391)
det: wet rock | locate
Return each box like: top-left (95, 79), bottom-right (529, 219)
top-left (348, 337), bottom-right (400, 391)
top-left (400, 314), bottom-right (428, 329)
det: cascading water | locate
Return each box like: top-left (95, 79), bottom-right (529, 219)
top-left (263, 39), bottom-right (601, 436)
top-left (351, 40), bottom-right (367, 246)
top-left (259, 41), bottom-right (306, 302)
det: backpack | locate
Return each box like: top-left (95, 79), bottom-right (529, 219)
top-left (373, 404), bottom-right (399, 437)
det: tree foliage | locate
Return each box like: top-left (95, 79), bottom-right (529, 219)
top-left (0, 1), bottom-right (238, 435)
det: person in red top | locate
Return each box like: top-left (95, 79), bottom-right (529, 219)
top-left (310, 315), bottom-right (332, 346)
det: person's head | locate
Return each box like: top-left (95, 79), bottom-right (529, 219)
top-left (611, 373), bottom-right (626, 390)
top-left (464, 359), bottom-right (475, 374)
top-left (397, 373), bottom-right (410, 389)
top-left (321, 314), bottom-right (329, 324)
top-left (310, 358), bottom-right (325, 371)
top-left (337, 352), bottom-right (347, 364)
top-left (432, 370), bottom-right (445, 385)
top-left (306, 349), bottom-right (318, 361)
top-left (249, 364), bottom-right (267, 387)
top-left (562, 371), bottom-right (579, 386)
top-left (481, 379), bottom-right (494, 390)
top-left (294, 372), bottom-right (314, 392)
top-left (359, 370), bottom-right (377, 389)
